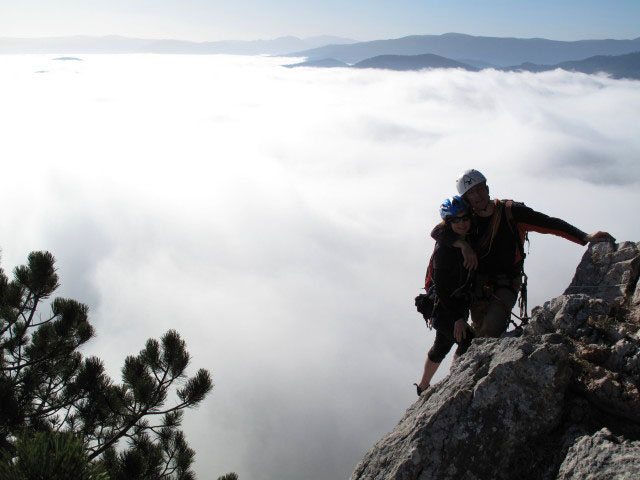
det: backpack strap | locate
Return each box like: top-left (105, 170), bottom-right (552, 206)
top-left (504, 200), bottom-right (527, 265)
top-left (476, 199), bottom-right (502, 258)
top-left (416, 247), bottom-right (438, 329)
top-left (424, 249), bottom-right (435, 291)
top-left (503, 200), bottom-right (530, 325)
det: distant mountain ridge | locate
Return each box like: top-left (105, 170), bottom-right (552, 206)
top-left (0, 35), bottom-right (358, 55)
top-left (287, 53), bottom-right (476, 71)
top-left (284, 58), bottom-right (349, 68)
top-left (286, 51), bottom-right (640, 80)
top-left (287, 32), bottom-right (640, 67)
top-left (4, 33), bottom-right (639, 79)
top-left (353, 53), bottom-right (477, 71)
top-left (505, 51), bottom-right (640, 79)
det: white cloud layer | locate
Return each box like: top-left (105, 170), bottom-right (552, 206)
top-left (1, 54), bottom-right (639, 480)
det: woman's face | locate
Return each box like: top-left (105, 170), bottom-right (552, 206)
top-left (449, 211), bottom-right (471, 236)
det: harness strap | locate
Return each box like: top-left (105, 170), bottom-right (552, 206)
top-left (424, 250), bottom-right (435, 291)
top-left (470, 199), bottom-right (532, 330)
top-left (518, 273), bottom-right (529, 322)
top-left (504, 200), bottom-right (528, 265)
top-left (503, 200), bottom-right (530, 322)
top-left (477, 200), bottom-right (502, 259)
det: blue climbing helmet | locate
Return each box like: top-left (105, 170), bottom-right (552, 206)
top-left (439, 195), bottom-right (469, 220)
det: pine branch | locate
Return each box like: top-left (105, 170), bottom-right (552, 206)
top-left (23, 293), bottom-right (41, 330)
top-left (1, 252), bottom-right (213, 480)
top-left (159, 439), bottom-right (178, 478)
top-left (0, 289), bottom-right (31, 337)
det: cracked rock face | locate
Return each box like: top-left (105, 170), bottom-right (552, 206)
top-left (351, 242), bottom-right (640, 480)
top-left (351, 337), bottom-right (571, 480)
top-left (557, 428), bottom-right (640, 480)
top-left (564, 241), bottom-right (640, 312)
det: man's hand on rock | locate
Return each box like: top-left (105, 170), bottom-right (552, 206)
top-left (585, 231), bottom-right (616, 244)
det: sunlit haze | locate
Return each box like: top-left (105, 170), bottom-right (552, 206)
top-left (1, 54), bottom-right (640, 480)
top-left (2, 0), bottom-right (640, 41)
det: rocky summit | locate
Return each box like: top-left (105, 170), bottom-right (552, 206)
top-left (351, 241), bottom-right (640, 480)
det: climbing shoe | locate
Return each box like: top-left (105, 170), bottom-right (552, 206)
top-left (413, 383), bottom-right (429, 396)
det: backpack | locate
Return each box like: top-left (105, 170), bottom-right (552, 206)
top-left (414, 249), bottom-right (437, 327)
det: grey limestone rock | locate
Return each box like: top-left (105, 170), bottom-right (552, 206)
top-left (350, 337), bottom-right (571, 480)
top-left (525, 243), bottom-right (640, 424)
top-left (557, 428), bottom-right (640, 480)
top-left (564, 241), bottom-right (640, 306)
top-left (352, 242), bottom-right (640, 480)
top-left (525, 294), bottom-right (611, 338)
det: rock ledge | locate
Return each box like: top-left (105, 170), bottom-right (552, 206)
top-left (351, 242), bottom-right (640, 480)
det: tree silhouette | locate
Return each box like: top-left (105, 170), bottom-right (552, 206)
top-left (0, 251), bottom-right (213, 479)
top-left (0, 431), bottom-right (109, 480)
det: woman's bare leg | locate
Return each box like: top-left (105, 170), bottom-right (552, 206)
top-left (418, 356), bottom-right (440, 390)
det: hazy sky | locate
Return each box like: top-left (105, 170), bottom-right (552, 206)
top-left (1, 54), bottom-right (639, 480)
top-left (2, 0), bottom-right (640, 41)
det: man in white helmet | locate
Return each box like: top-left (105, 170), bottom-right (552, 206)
top-left (432, 169), bottom-right (615, 337)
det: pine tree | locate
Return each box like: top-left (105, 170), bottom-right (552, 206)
top-left (0, 251), bottom-right (213, 479)
top-left (217, 473), bottom-right (239, 480)
top-left (0, 431), bottom-right (109, 480)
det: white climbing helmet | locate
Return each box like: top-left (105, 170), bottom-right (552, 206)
top-left (456, 169), bottom-right (487, 195)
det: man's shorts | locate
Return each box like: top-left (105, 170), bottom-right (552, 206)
top-left (471, 274), bottom-right (521, 338)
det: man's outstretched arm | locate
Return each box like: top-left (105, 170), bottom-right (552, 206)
top-left (512, 203), bottom-right (615, 246)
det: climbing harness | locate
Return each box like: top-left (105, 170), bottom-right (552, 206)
top-left (476, 199), bottom-right (532, 329)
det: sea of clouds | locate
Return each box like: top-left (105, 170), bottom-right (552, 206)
top-left (1, 54), bottom-right (639, 480)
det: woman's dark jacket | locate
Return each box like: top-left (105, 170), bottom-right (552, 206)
top-left (432, 241), bottom-right (471, 322)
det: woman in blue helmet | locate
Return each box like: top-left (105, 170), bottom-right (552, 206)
top-left (415, 195), bottom-right (474, 395)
